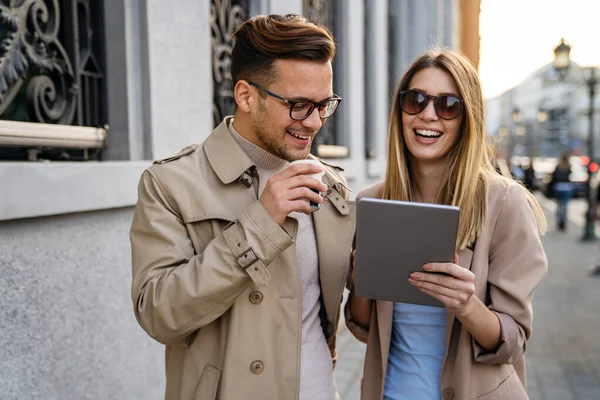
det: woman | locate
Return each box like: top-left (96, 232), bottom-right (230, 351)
top-left (549, 154), bottom-right (572, 231)
top-left (346, 49), bottom-right (548, 400)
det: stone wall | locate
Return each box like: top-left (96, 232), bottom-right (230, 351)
top-left (0, 209), bottom-right (164, 400)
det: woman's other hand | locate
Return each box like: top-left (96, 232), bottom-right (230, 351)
top-left (408, 253), bottom-right (477, 317)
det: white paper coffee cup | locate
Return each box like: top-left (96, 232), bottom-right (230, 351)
top-left (289, 159), bottom-right (325, 212)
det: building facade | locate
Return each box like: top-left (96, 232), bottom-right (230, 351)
top-left (0, 0), bottom-right (479, 398)
top-left (486, 61), bottom-right (600, 162)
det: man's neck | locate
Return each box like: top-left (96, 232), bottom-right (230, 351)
top-left (232, 111), bottom-right (260, 147)
top-left (228, 117), bottom-right (287, 171)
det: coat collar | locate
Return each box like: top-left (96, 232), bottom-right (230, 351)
top-left (203, 117), bottom-right (256, 184)
top-left (204, 117), bottom-right (349, 197)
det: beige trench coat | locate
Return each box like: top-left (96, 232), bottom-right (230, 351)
top-left (346, 177), bottom-right (548, 400)
top-left (130, 118), bottom-right (356, 400)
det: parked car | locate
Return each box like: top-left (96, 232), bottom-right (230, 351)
top-left (493, 156), bottom-right (590, 198)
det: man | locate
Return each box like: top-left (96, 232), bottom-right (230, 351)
top-left (130, 14), bottom-right (355, 400)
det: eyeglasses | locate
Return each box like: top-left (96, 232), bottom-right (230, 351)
top-left (249, 82), bottom-right (342, 121)
top-left (398, 89), bottom-right (464, 120)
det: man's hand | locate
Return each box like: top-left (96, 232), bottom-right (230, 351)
top-left (260, 163), bottom-right (328, 225)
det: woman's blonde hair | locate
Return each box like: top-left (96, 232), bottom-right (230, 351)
top-left (379, 48), bottom-right (546, 250)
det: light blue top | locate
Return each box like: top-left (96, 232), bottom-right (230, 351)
top-left (383, 302), bottom-right (447, 400)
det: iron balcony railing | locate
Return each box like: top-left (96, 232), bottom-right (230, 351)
top-left (0, 0), bottom-right (106, 161)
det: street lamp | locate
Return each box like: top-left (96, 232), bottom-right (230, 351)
top-left (553, 38), bottom-right (597, 241)
top-left (582, 67), bottom-right (598, 242)
top-left (553, 38), bottom-right (571, 73)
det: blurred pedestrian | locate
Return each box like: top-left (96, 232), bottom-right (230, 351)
top-left (550, 153), bottom-right (572, 231)
top-left (523, 162), bottom-right (537, 192)
top-left (511, 162), bottom-right (524, 182)
top-left (594, 179), bottom-right (600, 228)
top-left (345, 48), bottom-right (547, 400)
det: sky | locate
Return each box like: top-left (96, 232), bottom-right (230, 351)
top-left (479, 0), bottom-right (600, 100)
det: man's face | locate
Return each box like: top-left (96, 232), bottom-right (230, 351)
top-left (250, 59), bottom-right (333, 161)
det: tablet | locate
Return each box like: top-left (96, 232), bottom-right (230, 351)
top-left (355, 197), bottom-right (460, 307)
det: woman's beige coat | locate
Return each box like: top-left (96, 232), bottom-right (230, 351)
top-left (346, 177), bottom-right (548, 400)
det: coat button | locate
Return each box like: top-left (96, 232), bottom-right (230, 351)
top-left (442, 388), bottom-right (454, 400)
top-left (250, 360), bottom-right (264, 374)
top-left (249, 291), bottom-right (263, 304)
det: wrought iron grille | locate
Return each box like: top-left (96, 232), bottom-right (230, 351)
top-left (303, 0), bottom-right (330, 27)
top-left (303, 0), bottom-right (340, 153)
top-left (0, 0), bottom-right (105, 127)
top-left (211, 0), bottom-right (249, 128)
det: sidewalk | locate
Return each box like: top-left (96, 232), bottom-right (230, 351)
top-left (334, 196), bottom-right (600, 400)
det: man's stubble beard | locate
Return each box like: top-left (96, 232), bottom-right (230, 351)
top-left (252, 101), bottom-right (311, 162)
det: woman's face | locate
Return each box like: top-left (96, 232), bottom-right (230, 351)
top-left (401, 67), bottom-right (464, 166)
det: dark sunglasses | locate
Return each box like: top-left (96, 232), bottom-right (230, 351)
top-left (398, 89), bottom-right (464, 120)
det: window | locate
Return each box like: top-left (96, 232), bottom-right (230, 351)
top-left (211, 0), bottom-right (250, 128)
top-left (303, 0), bottom-right (347, 158)
top-left (0, 0), bottom-right (107, 161)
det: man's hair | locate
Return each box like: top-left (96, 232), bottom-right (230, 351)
top-left (231, 14), bottom-right (335, 86)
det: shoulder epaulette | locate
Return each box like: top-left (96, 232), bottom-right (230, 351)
top-left (153, 144), bottom-right (198, 164)
top-left (316, 156), bottom-right (345, 171)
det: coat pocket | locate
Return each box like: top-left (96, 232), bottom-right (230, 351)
top-left (194, 365), bottom-right (221, 400)
top-left (472, 371), bottom-right (528, 399)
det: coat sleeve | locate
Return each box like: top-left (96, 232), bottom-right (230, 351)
top-left (321, 164), bottom-right (358, 362)
top-left (344, 293), bottom-right (371, 343)
top-left (344, 222), bottom-right (370, 343)
top-left (343, 183), bottom-right (383, 343)
top-left (473, 184), bottom-right (548, 364)
top-left (130, 170), bottom-right (294, 345)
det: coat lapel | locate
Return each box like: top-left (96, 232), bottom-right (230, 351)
top-left (203, 117), bottom-right (256, 185)
top-left (444, 246), bottom-right (475, 350)
top-left (377, 300), bottom-right (394, 376)
top-left (313, 174), bottom-right (356, 337)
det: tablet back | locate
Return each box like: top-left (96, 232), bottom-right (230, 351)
top-left (355, 197), bottom-right (460, 307)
